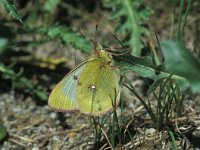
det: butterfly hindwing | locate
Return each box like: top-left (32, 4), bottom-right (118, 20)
top-left (77, 58), bottom-right (120, 116)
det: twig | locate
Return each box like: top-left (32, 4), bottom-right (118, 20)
top-left (9, 133), bottom-right (35, 143)
top-left (33, 124), bottom-right (86, 141)
top-left (8, 138), bottom-right (26, 147)
top-left (100, 126), bottom-right (114, 150)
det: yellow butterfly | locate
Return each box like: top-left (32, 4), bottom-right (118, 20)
top-left (48, 43), bottom-right (120, 116)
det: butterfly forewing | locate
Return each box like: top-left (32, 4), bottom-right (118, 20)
top-left (48, 62), bottom-right (87, 111)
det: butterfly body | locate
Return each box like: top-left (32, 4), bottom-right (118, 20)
top-left (48, 45), bottom-right (120, 116)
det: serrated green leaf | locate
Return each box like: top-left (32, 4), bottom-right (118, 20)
top-left (37, 26), bottom-right (92, 53)
top-left (0, 124), bottom-right (7, 141)
top-left (1, 0), bottom-right (23, 23)
top-left (105, 0), bottom-right (152, 56)
top-left (0, 63), bottom-right (48, 101)
top-left (161, 40), bottom-right (200, 93)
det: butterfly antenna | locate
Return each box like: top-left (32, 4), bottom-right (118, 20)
top-left (74, 53), bottom-right (77, 67)
top-left (91, 25), bottom-right (100, 56)
top-left (94, 24), bottom-right (99, 45)
top-left (112, 34), bottom-right (125, 48)
top-left (103, 34), bottom-right (130, 56)
top-left (80, 29), bottom-right (93, 46)
top-left (154, 32), bottom-right (165, 63)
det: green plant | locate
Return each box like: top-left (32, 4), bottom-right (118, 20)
top-left (105, 0), bottom-right (152, 56)
top-left (0, 20), bottom-right (47, 101)
top-left (161, 40), bottom-right (200, 92)
top-left (176, 0), bottom-right (191, 41)
top-left (123, 75), bottom-right (185, 133)
top-left (0, 0), bottom-right (23, 23)
top-left (91, 95), bottom-right (125, 149)
top-left (0, 1), bottom-right (91, 101)
top-left (0, 124), bottom-right (7, 142)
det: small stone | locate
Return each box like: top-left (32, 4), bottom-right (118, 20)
top-left (145, 128), bottom-right (156, 136)
top-left (31, 147), bottom-right (40, 150)
top-left (50, 113), bottom-right (57, 119)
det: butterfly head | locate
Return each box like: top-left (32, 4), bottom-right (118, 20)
top-left (92, 42), bottom-right (112, 63)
